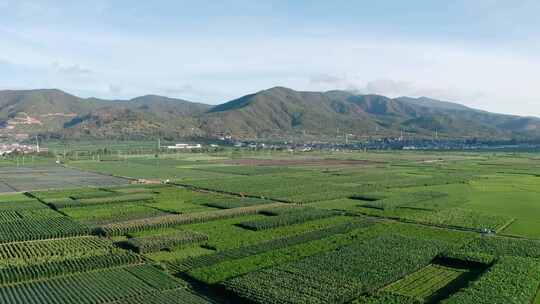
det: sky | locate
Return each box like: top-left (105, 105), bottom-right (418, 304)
top-left (1, 0), bottom-right (539, 116)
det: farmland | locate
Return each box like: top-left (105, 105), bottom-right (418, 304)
top-left (0, 149), bottom-right (538, 303)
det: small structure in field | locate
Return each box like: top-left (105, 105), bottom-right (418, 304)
top-left (166, 143), bottom-right (202, 150)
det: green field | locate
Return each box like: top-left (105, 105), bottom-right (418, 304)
top-left (383, 264), bottom-right (473, 302)
top-left (0, 149), bottom-right (538, 303)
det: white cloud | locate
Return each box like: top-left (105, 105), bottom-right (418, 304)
top-left (52, 62), bottom-right (93, 77)
top-left (1, 22), bottom-right (539, 116)
top-left (309, 77), bottom-right (485, 104)
top-left (108, 84), bottom-right (122, 95)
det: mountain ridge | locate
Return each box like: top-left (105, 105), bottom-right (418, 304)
top-left (0, 87), bottom-right (539, 140)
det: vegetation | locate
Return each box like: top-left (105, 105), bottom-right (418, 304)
top-left (0, 264), bottom-right (185, 304)
top-left (175, 219), bottom-right (374, 273)
top-left (360, 191), bottom-right (448, 210)
top-left (223, 234), bottom-right (447, 303)
top-left (456, 236), bottom-right (540, 258)
top-left (1, 150), bottom-right (540, 303)
top-left (237, 208), bottom-right (340, 230)
top-left (442, 256), bottom-right (540, 304)
top-left (125, 230), bottom-right (209, 254)
top-left (382, 264), bottom-right (469, 301)
top-left (0, 213), bottom-right (89, 243)
top-left (99, 202), bottom-right (288, 236)
top-left (49, 193), bottom-right (154, 209)
top-left (0, 252), bottom-right (141, 285)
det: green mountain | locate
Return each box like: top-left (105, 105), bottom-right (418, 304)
top-left (203, 87), bottom-right (540, 140)
top-left (0, 90), bottom-right (209, 139)
top-left (1, 87), bottom-right (539, 140)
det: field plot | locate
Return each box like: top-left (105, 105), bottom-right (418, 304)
top-left (237, 207), bottom-right (340, 230)
top-left (224, 234), bottom-right (446, 303)
top-left (0, 151), bottom-right (539, 303)
top-left (442, 256), bottom-right (540, 304)
top-left (463, 174), bottom-right (540, 238)
top-left (383, 263), bottom-right (474, 303)
top-left (0, 209), bottom-right (90, 243)
top-left (0, 166), bottom-right (127, 193)
top-left (0, 264), bottom-right (210, 304)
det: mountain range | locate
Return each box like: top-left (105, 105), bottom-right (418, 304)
top-left (0, 87), bottom-right (539, 141)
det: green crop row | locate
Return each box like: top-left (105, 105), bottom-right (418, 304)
top-left (0, 216), bottom-right (90, 243)
top-left (69, 190), bottom-right (116, 200)
top-left (238, 208), bottom-right (340, 231)
top-left (361, 191), bottom-right (448, 210)
top-left (186, 221), bottom-right (380, 284)
top-left (456, 235), bottom-right (540, 259)
top-left (353, 292), bottom-right (422, 304)
top-left (204, 198), bottom-right (269, 209)
top-left (49, 193), bottom-right (155, 209)
top-left (108, 288), bottom-right (211, 304)
top-left (0, 252), bottom-right (141, 286)
top-left (30, 187), bottom-right (116, 200)
top-left (223, 234), bottom-right (446, 304)
top-left (63, 204), bottom-right (167, 226)
top-left (182, 171), bottom-right (472, 204)
top-left (0, 199), bottom-right (47, 212)
top-left (383, 264), bottom-right (466, 300)
top-left (0, 236), bottom-right (114, 263)
top-left (0, 264), bottom-right (183, 304)
top-left (110, 187), bottom-right (159, 194)
top-left (0, 211), bottom-right (23, 223)
top-left (99, 203), bottom-right (289, 236)
top-left (357, 206), bottom-right (511, 232)
top-left (125, 230), bottom-right (209, 254)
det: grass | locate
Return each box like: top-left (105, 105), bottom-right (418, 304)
top-left (462, 175), bottom-right (540, 238)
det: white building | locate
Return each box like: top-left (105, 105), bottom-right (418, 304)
top-left (166, 143), bottom-right (202, 150)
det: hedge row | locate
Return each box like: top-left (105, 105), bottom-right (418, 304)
top-left (238, 208), bottom-right (340, 231)
top-left (50, 193), bottom-right (154, 209)
top-left (125, 230), bottom-right (209, 254)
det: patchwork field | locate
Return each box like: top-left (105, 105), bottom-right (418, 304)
top-left (0, 150), bottom-right (538, 303)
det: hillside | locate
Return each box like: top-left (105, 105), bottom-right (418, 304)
top-left (202, 87), bottom-right (540, 140)
top-left (1, 87), bottom-right (539, 140)
top-left (0, 90), bottom-right (209, 139)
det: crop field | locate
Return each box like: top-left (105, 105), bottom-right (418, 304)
top-left (0, 166), bottom-right (127, 192)
top-left (0, 150), bottom-right (538, 303)
top-left (382, 263), bottom-right (478, 302)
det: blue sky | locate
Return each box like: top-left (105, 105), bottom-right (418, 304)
top-left (1, 0), bottom-right (539, 116)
